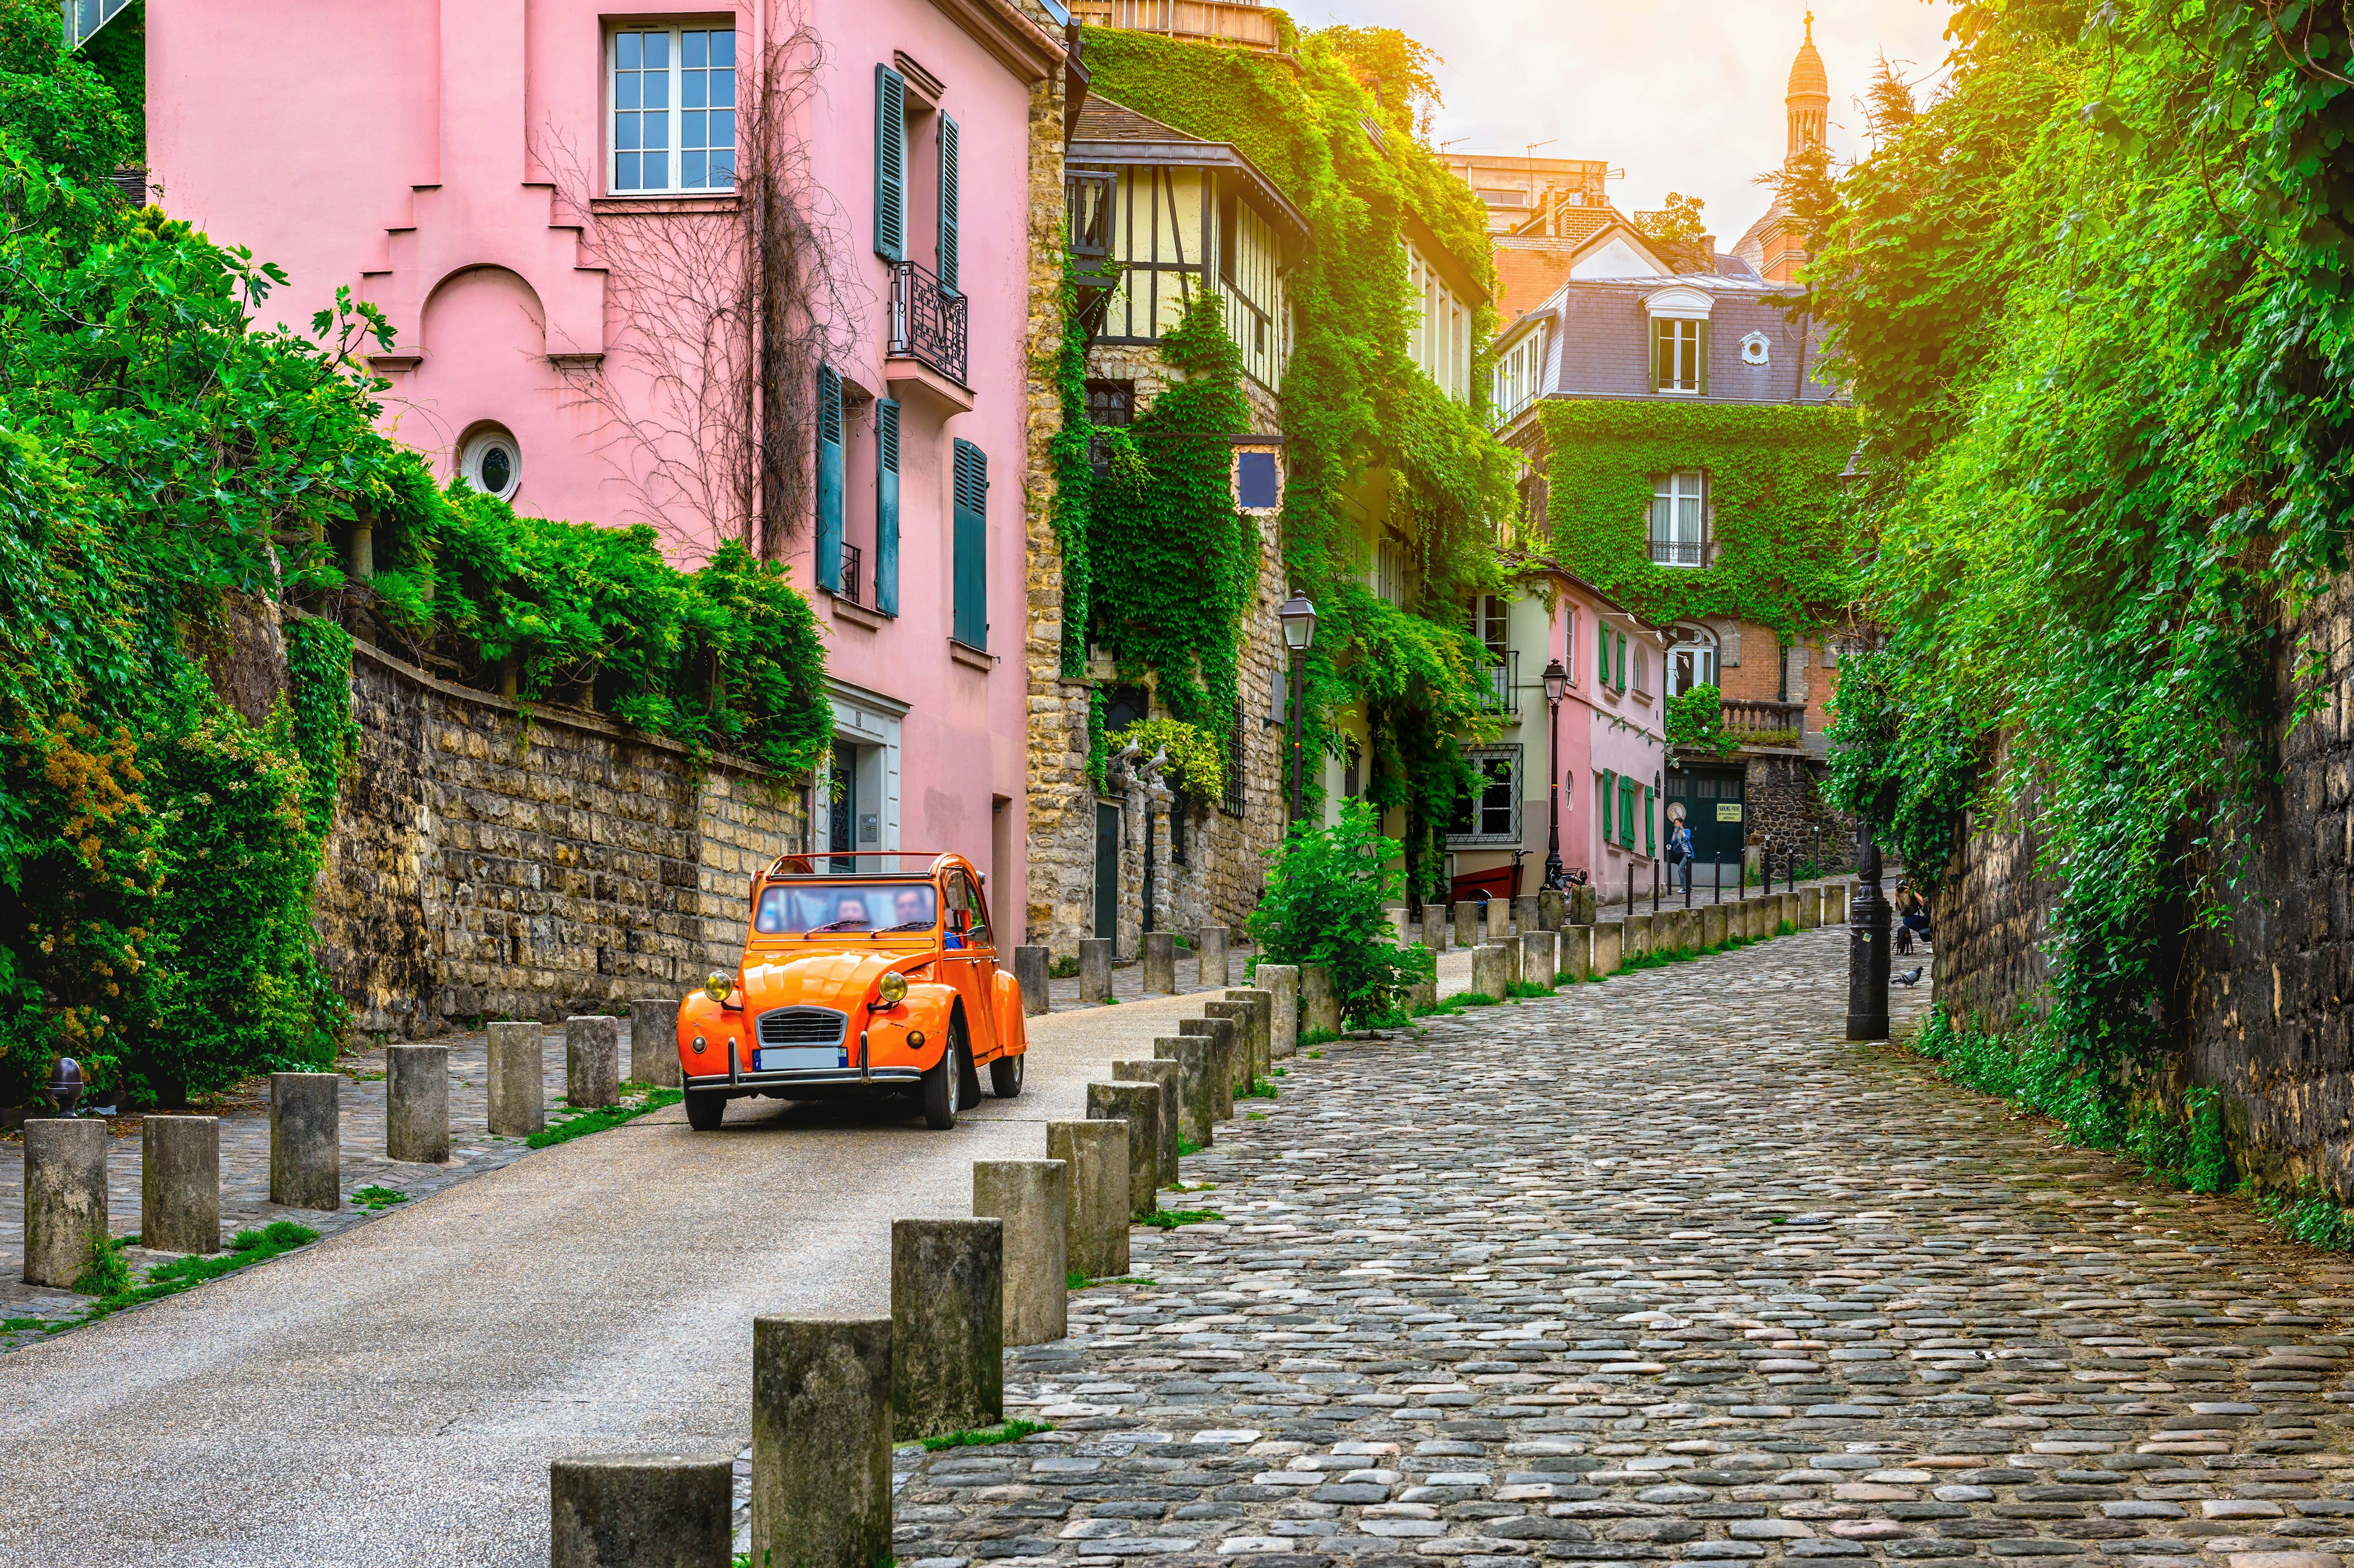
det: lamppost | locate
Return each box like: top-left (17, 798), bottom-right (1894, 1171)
top-left (1541, 657), bottom-right (1568, 888)
top-left (1279, 593), bottom-right (1317, 823)
top-left (1846, 821), bottom-right (1893, 1040)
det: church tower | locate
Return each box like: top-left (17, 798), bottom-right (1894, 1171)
top-left (1734, 12), bottom-right (1831, 285)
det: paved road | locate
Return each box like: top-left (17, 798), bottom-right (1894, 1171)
top-left (0, 989), bottom-right (1218, 1568)
top-left (904, 929), bottom-right (2354, 1568)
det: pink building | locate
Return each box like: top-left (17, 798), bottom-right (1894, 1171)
top-left (137, 0), bottom-right (1067, 935)
top-left (1453, 566), bottom-right (1667, 908)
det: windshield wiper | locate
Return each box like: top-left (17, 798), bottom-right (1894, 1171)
top-left (809, 918), bottom-right (875, 932)
top-left (877, 920), bottom-right (934, 932)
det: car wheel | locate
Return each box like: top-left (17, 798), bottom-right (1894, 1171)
top-left (989, 1051), bottom-right (1024, 1100)
top-left (958, 1043), bottom-right (985, 1109)
top-left (685, 1089), bottom-right (727, 1131)
top-left (921, 1020), bottom-right (966, 1130)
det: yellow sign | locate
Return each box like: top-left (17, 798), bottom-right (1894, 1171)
top-left (1716, 802), bottom-right (1744, 823)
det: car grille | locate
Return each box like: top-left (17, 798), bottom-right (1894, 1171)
top-left (756, 1007), bottom-right (848, 1048)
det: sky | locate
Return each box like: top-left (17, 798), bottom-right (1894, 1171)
top-left (1298, 0), bottom-right (1959, 246)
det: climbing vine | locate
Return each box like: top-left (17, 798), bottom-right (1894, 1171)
top-left (1540, 400), bottom-right (1858, 641)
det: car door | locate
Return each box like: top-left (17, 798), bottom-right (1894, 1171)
top-left (941, 869), bottom-right (1000, 1059)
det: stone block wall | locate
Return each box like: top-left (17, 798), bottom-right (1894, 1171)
top-left (1742, 753), bottom-right (1856, 875)
top-left (315, 641), bottom-right (805, 1037)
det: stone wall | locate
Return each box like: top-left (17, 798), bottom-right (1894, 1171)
top-left (1929, 575), bottom-right (2354, 1198)
top-left (1741, 753), bottom-right (1856, 875)
top-left (316, 640), bottom-right (805, 1037)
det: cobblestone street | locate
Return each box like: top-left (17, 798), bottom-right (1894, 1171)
top-left (905, 927), bottom-right (2354, 1568)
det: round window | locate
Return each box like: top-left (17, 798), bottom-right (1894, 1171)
top-left (459, 427), bottom-right (522, 502)
top-left (1740, 333), bottom-right (1772, 367)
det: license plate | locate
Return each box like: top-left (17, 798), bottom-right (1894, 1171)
top-left (756, 1046), bottom-right (846, 1072)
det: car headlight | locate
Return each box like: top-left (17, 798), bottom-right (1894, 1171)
top-left (704, 971), bottom-right (734, 1003)
top-left (875, 972), bottom-right (908, 1008)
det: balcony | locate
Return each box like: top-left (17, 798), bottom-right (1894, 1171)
top-left (888, 261), bottom-right (969, 403)
top-left (837, 542), bottom-right (863, 606)
top-left (1477, 649), bottom-right (1520, 719)
top-left (1070, 0), bottom-right (1284, 50)
top-left (1721, 698), bottom-right (1805, 750)
top-left (1648, 533), bottom-right (1712, 568)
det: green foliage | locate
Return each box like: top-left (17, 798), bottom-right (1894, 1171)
top-left (1663, 683), bottom-right (1738, 759)
top-left (526, 1084), bottom-right (684, 1148)
top-left (1106, 718), bottom-right (1227, 807)
top-left (1541, 400), bottom-right (1859, 640)
top-left (1245, 800), bottom-right (1424, 1023)
top-left (1804, 1), bottom-right (2354, 1081)
top-left (1634, 193), bottom-right (1707, 246)
top-left (1050, 271), bottom-right (1094, 680)
top-left (1819, 650), bottom-right (1976, 888)
top-left (1139, 1208), bottom-right (1223, 1230)
top-left (2252, 1186), bottom-right (2354, 1254)
top-left (918, 1418), bottom-right (1053, 1452)
top-left (49, 1219), bottom-right (319, 1333)
top-left (351, 1185), bottom-right (409, 1210)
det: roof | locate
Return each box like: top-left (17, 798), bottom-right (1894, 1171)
top-left (1506, 273), bottom-right (1842, 408)
top-left (1068, 94), bottom-right (1309, 245)
top-left (1505, 202), bottom-right (1619, 248)
top-left (1788, 20), bottom-right (1829, 99)
top-left (1504, 553), bottom-right (1669, 639)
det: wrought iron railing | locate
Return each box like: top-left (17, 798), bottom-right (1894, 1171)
top-left (1648, 534), bottom-right (1709, 567)
top-left (1477, 649), bottom-right (1519, 718)
top-left (838, 542), bottom-right (863, 606)
top-left (888, 261), bottom-right (969, 387)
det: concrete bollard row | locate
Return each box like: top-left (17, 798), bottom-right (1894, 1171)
top-left (1223, 988), bottom-right (1274, 1083)
top-left (1048, 1120), bottom-right (1130, 1281)
top-left (567, 1016), bottom-right (622, 1108)
top-left (487, 1021), bottom-right (547, 1136)
top-left (1112, 1058), bottom-right (1181, 1187)
top-left (1420, 907), bottom-right (1446, 954)
top-left (750, 1315), bottom-right (894, 1568)
top-left (1259, 964), bottom-right (1300, 1060)
top-left (1301, 965), bottom-right (1340, 1035)
top-left (1178, 1016), bottom-right (1238, 1116)
top-left (387, 1043), bottom-right (449, 1165)
top-left (1013, 945), bottom-right (1051, 1015)
top-left (1593, 920), bottom-right (1625, 978)
top-left (1701, 904), bottom-right (1729, 949)
top-left (1153, 1037), bottom-right (1214, 1151)
top-left (629, 999), bottom-right (683, 1088)
top-left (1087, 1081), bottom-right (1162, 1220)
top-left (22, 1117), bottom-right (108, 1288)
top-left (1520, 930), bottom-right (1558, 988)
top-left (1202, 1002), bottom-right (1258, 1091)
top-left (142, 1114), bottom-right (220, 1257)
top-left (1452, 901), bottom-right (1477, 950)
top-left (1078, 937), bottom-right (1114, 1003)
top-left (271, 1071), bottom-right (340, 1212)
top-left (1197, 925), bottom-right (1229, 988)
top-left (972, 1159), bottom-right (1067, 1346)
top-left (1799, 886), bottom-right (1823, 929)
top-left (1141, 931), bottom-right (1176, 995)
top-left (1539, 888), bottom-right (1566, 932)
top-left (550, 1452), bottom-right (734, 1568)
top-left (1559, 925), bottom-right (1594, 983)
top-left (1469, 943), bottom-right (1510, 999)
top-left (891, 1217), bottom-right (1003, 1441)
top-left (1624, 913), bottom-right (1653, 961)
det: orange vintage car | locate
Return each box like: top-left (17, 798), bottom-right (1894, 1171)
top-left (674, 851), bottom-right (1029, 1131)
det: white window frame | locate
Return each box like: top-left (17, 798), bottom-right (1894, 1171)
top-left (1650, 470), bottom-right (1707, 568)
top-left (1656, 318), bottom-right (1702, 394)
top-left (608, 25), bottom-right (739, 197)
top-left (1666, 622), bottom-right (1720, 696)
top-left (1448, 744), bottom-right (1523, 847)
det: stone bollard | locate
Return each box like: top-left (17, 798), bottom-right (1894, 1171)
top-left (1152, 1037), bottom-right (1215, 1151)
top-left (22, 1118), bottom-right (107, 1288)
top-left (1575, 885), bottom-right (1598, 925)
top-left (1087, 1081), bottom-right (1162, 1220)
top-left (1675, 908), bottom-right (1703, 953)
top-left (1452, 901), bottom-right (1477, 950)
top-left (1520, 930), bottom-right (1558, 988)
top-left (1385, 905), bottom-right (1411, 946)
top-left (141, 1115), bottom-right (219, 1256)
top-left (487, 1021), bottom-right (547, 1137)
top-left (1301, 965), bottom-right (1341, 1036)
top-left (1539, 888), bottom-right (1566, 931)
top-left (1799, 886), bottom-right (1823, 930)
top-left (1078, 937), bottom-right (1114, 1003)
top-left (630, 999), bottom-right (683, 1088)
top-left (1047, 1121), bottom-right (1129, 1280)
top-left (1782, 891), bottom-right (1801, 931)
top-left (1592, 920), bottom-right (1625, 978)
top-left (566, 1016), bottom-right (622, 1108)
top-left (1406, 961), bottom-right (1438, 1013)
top-left (1514, 894), bottom-right (1541, 938)
top-left (270, 1071), bottom-right (340, 1212)
top-left (1558, 925), bottom-right (1594, 983)
top-left (1624, 913), bottom-right (1653, 961)
top-left (1141, 931), bottom-right (1177, 995)
top-left (1701, 904), bottom-right (1729, 949)
top-left (1203, 1001), bottom-right (1258, 1089)
top-left (1259, 964), bottom-right (1300, 1060)
top-left (1179, 1016), bottom-right (1239, 1116)
top-left (1013, 946), bottom-right (1051, 1015)
top-left (552, 1452), bottom-right (734, 1568)
top-left (386, 1043), bottom-right (450, 1165)
top-left (1197, 926), bottom-right (1230, 989)
top-left (1223, 988), bottom-right (1274, 1083)
top-left (972, 1160), bottom-right (1068, 1345)
top-left (1112, 1059), bottom-right (1182, 1188)
top-left (1502, 931), bottom-right (1523, 988)
top-left (750, 1315), bottom-right (893, 1568)
top-left (890, 1217), bottom-right (1004, 1440)
top-left (1470, 943), bottom-right (1510, 999)
top-left (1420, 907), bottom-right (1446, 954)
top-left (1829, 881), bottom-right (1851, 923)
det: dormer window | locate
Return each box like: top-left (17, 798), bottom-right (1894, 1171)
top-left (1644, 286), bottom-right (1713, 396)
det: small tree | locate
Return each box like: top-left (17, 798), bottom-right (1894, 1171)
top-left (1247, 800), bottom-right (1425, 1025)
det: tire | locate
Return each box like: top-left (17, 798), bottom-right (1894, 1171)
top-left (958, 1041), bottom-right (985, 1109)
top-left (989, 1050), bottom-right (1024, 1099)
top-left (685, 1089), bottom-right (727, 1132)
top-left (921, 1020), bottom-right (966, 1130)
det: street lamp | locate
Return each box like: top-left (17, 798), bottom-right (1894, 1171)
top-left (1278, 593), bottom-right (1317, 822)
top-left (1541, 657), bottom-right (1568, 888)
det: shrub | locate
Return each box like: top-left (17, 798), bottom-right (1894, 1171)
top-left (1246, 799), bottom-right (1426, 1025)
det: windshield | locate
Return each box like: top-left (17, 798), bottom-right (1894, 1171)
top-left (756, 881), bottom-right (939, 936)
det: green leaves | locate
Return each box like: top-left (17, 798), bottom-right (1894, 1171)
top-left (1246, 799), bottom-right (1429, 1025)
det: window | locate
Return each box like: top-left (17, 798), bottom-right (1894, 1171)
top-left (1343, 739), bottom-right (1363, 799)
top-left (1085, 380), bottom-right (1135, 428)
top-left (1375, 536), bottom-right (1409, 606)
top-left (1493, 322), bottom-right (1548, 424)
top-left (459, 427), bottom-right (521, 502)
top-left (1405, 242), bottom-right (1471, 402)
top-left (1448, 746), bottom-right (1522, 845)
top-left (951, 439), bottom-right (988, 649)
top-left (1666, 622), bottom-right (1720, 695)
top-left (610, 28), bottom-right (736, 194)
top-left (1650, 470), bottom-right (1706, 566)
top-left (1475, 595), bottom-right (1509, 658)
top-left (1632, 645), bottom-right (1651, 696)
top-left (1652, 316), bottom-right (1705, 394)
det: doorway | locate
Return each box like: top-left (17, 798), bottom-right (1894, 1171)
top-left (1665, 765), bottom-right (1745, 886)
top-left (1093, 802), bottom-right (1120, 942)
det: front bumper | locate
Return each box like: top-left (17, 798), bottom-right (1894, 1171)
top-left (684, 1067), bottom-right (923, 1094)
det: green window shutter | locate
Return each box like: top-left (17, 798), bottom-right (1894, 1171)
top-left (1598, 617), bottom-right (1609, 682)
top-left (1601, 769), bottom-right (1615, 843)
top-left (1696, 319), bottom-right (1711, 396)
top-left (874, 65), bottom-right (906, 263)
top-left (951, 438), bottom-right (988, 649)
top-left (1645, 786), bottom-right (1656, 854)
top-left (1615, 632), bottom-right (1627, 689)
top-left (1623, 779), bottom-right (1637, 846)
top-left (874, 398), bottom-right (901, 616)
top-left (815, 363), bottom-right (844, 593)
top-left (937, 113), bottom-right (960, 292)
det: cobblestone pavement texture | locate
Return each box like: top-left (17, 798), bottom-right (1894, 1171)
top-left (896, 928), bottom-right (2354, 1568)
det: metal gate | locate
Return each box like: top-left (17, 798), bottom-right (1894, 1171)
top-left (1093, 803), bottom-right (1120, 941)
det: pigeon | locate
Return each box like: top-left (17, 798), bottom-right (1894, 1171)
top-left (1894, 967), bottom-right (1924, 987)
